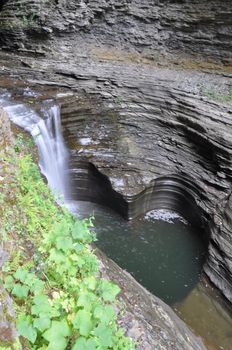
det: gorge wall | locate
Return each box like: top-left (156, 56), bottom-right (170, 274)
top-left (0, 0), bottom-right (232, 65)
top-left (0, 94), bottom-right (209, 350)
top-left (0, 0), bottom-right (232, 346)
top-left (0, 51), bottom-right (232, 305)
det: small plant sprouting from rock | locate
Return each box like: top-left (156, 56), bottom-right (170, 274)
top-left (203, 83), bottom-right (232, 103)
top-left (20, 13), bottom-right (38, 26)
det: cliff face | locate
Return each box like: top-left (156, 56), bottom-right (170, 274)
top-left (0, 96), bottom-right (208, 350)
top-left (0, 0), bottom-right (232, 64)
top-left (0, 43), bottom-right (232, 305)
top-left (0, 0), bottom-right (232, 342)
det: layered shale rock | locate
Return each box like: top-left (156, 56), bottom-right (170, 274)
top-left (0, 90), bottom-right (208, 350)
top-left (54, 63), bottom-right (232, 303)
top-left (0, 0), bottom-right (232, 64)
top-left (0, 0), bottom-right (232, 348)
top-left (0, 51), bottom-right (232, 305)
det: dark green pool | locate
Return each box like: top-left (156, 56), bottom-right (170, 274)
top-left (68, 200), bottom-right (232, 350)
top-left (95, 208), bottom-right (205, 304)
top-left (69, 201), bottom-right (206, 304)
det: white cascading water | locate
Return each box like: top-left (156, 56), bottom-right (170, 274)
top-left (0, 92), bottom-right (69, 201)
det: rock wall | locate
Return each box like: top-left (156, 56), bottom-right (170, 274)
top-left (0, 107), bottom-right (17, 346)
top-left (0, 96), bottom-right (208, 349)
top-left (55, 65), bottom-right (232, 303)
top-left (0, 0), bottom-right (232, 64)
top-left (0, 51), bottom-right (231, 304)
top-left (0, 106), bottom-right (14, 149)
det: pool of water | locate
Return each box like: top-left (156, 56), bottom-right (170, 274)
top-left (68, 200), bottom-right (205, 304)
top-left (97, 210), bottom-right (205, 304)
top-left (67, 200), bottom-right (232, 350)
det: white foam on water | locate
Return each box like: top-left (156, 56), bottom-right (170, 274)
top-left (144, 209), bottom-right (188, 224)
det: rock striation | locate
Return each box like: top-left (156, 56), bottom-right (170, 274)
top-left (57, 72), bottom-right (232, 304)
top-left (0, 54), bottom-right (232, 305)
top-left (0, 93), bottom-right (208, 350)
top-left (0, 0), bottom-right (232, 64)
top-left (1, 0), bottom-right (232, 347)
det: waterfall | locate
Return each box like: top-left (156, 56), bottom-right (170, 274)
top-left (0, 93), bottom-right (69, 200)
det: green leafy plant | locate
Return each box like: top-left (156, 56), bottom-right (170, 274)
top-left (1, 141), bottom-right (135, 349)
top-left (20, 12), bottom-right (38, 26)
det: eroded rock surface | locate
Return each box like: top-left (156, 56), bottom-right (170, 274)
top-left (0, 0), bottom-right (232, 65)
top-left (0, 0), bottom-right (232, 348)
top-left (0, 52), bottom-right (232, 307)
top-left (0, 95), bottom-right (208, 349)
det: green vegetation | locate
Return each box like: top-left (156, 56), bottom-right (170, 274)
top-left (0, 136), bottom-right (135, 350)
top-left (203, 83), bottom-right (232, 103)
top-left (19, 13), bottom-right (38, 26)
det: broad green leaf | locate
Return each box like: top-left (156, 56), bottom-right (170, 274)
top-left (30, 279), bottom-right (45, 295)
top-left (49, 248), bottom-right (66, 264)
top-left (17, 317), bottom-right (37, 344)
top-left (33, 315), bottom-right (51, 332)
top-left (31, 294), bottom-right (52, 316)
top-left (77, 291), bottom-right (96, 310)
top-left (99, 280), bottom-right (120, 302)
top-left (50, 220), bottom-right (70, 242)
top-left (72, 310), bottom-right (93, 336)
top-left (94, 305), bottom-right (115, 325)
top-left (47, 337), bottom-right (67, 350)
top-left (43, 320), bottom-right (71, 342)
top-left (72, 337), bottom-right (97, 350)
top-left (73, 242), bottom-right (84, 252)
top-left (55, 235), bottom-right (73, 252)
top-left (93, 324), bottom-right (113, 348)
top-left (14, 268), bottom-right (28, 283)
top-left (3, 275), bottom-right (14, 290)
top-left (71, 221), bottom-right (90, 242)
top-left (83, 276), bottom-right (97, 291)
top-left (23, 273), bottom-right (36, 287)
top-left (12, 284), bottom-right (29, 299)
top-left (71, 254), bottom-right (85, 267)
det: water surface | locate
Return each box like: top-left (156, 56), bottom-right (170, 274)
top-left (68, 200), bottom-right (232, 350)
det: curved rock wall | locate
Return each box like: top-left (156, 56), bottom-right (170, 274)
top-left (57, 78), bottom-right (232, 303)
top-left (0, 0), bottom-right (232, 63)
top-left (0, 95), bottom-right (208, 350)
top-left (0, 55), bottom-right (231, 303)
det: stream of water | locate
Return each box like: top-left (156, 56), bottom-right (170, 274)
top-left (2, 91), bottom-right (232, 350)
top-left (0, 91), bottom-right (69, 200)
